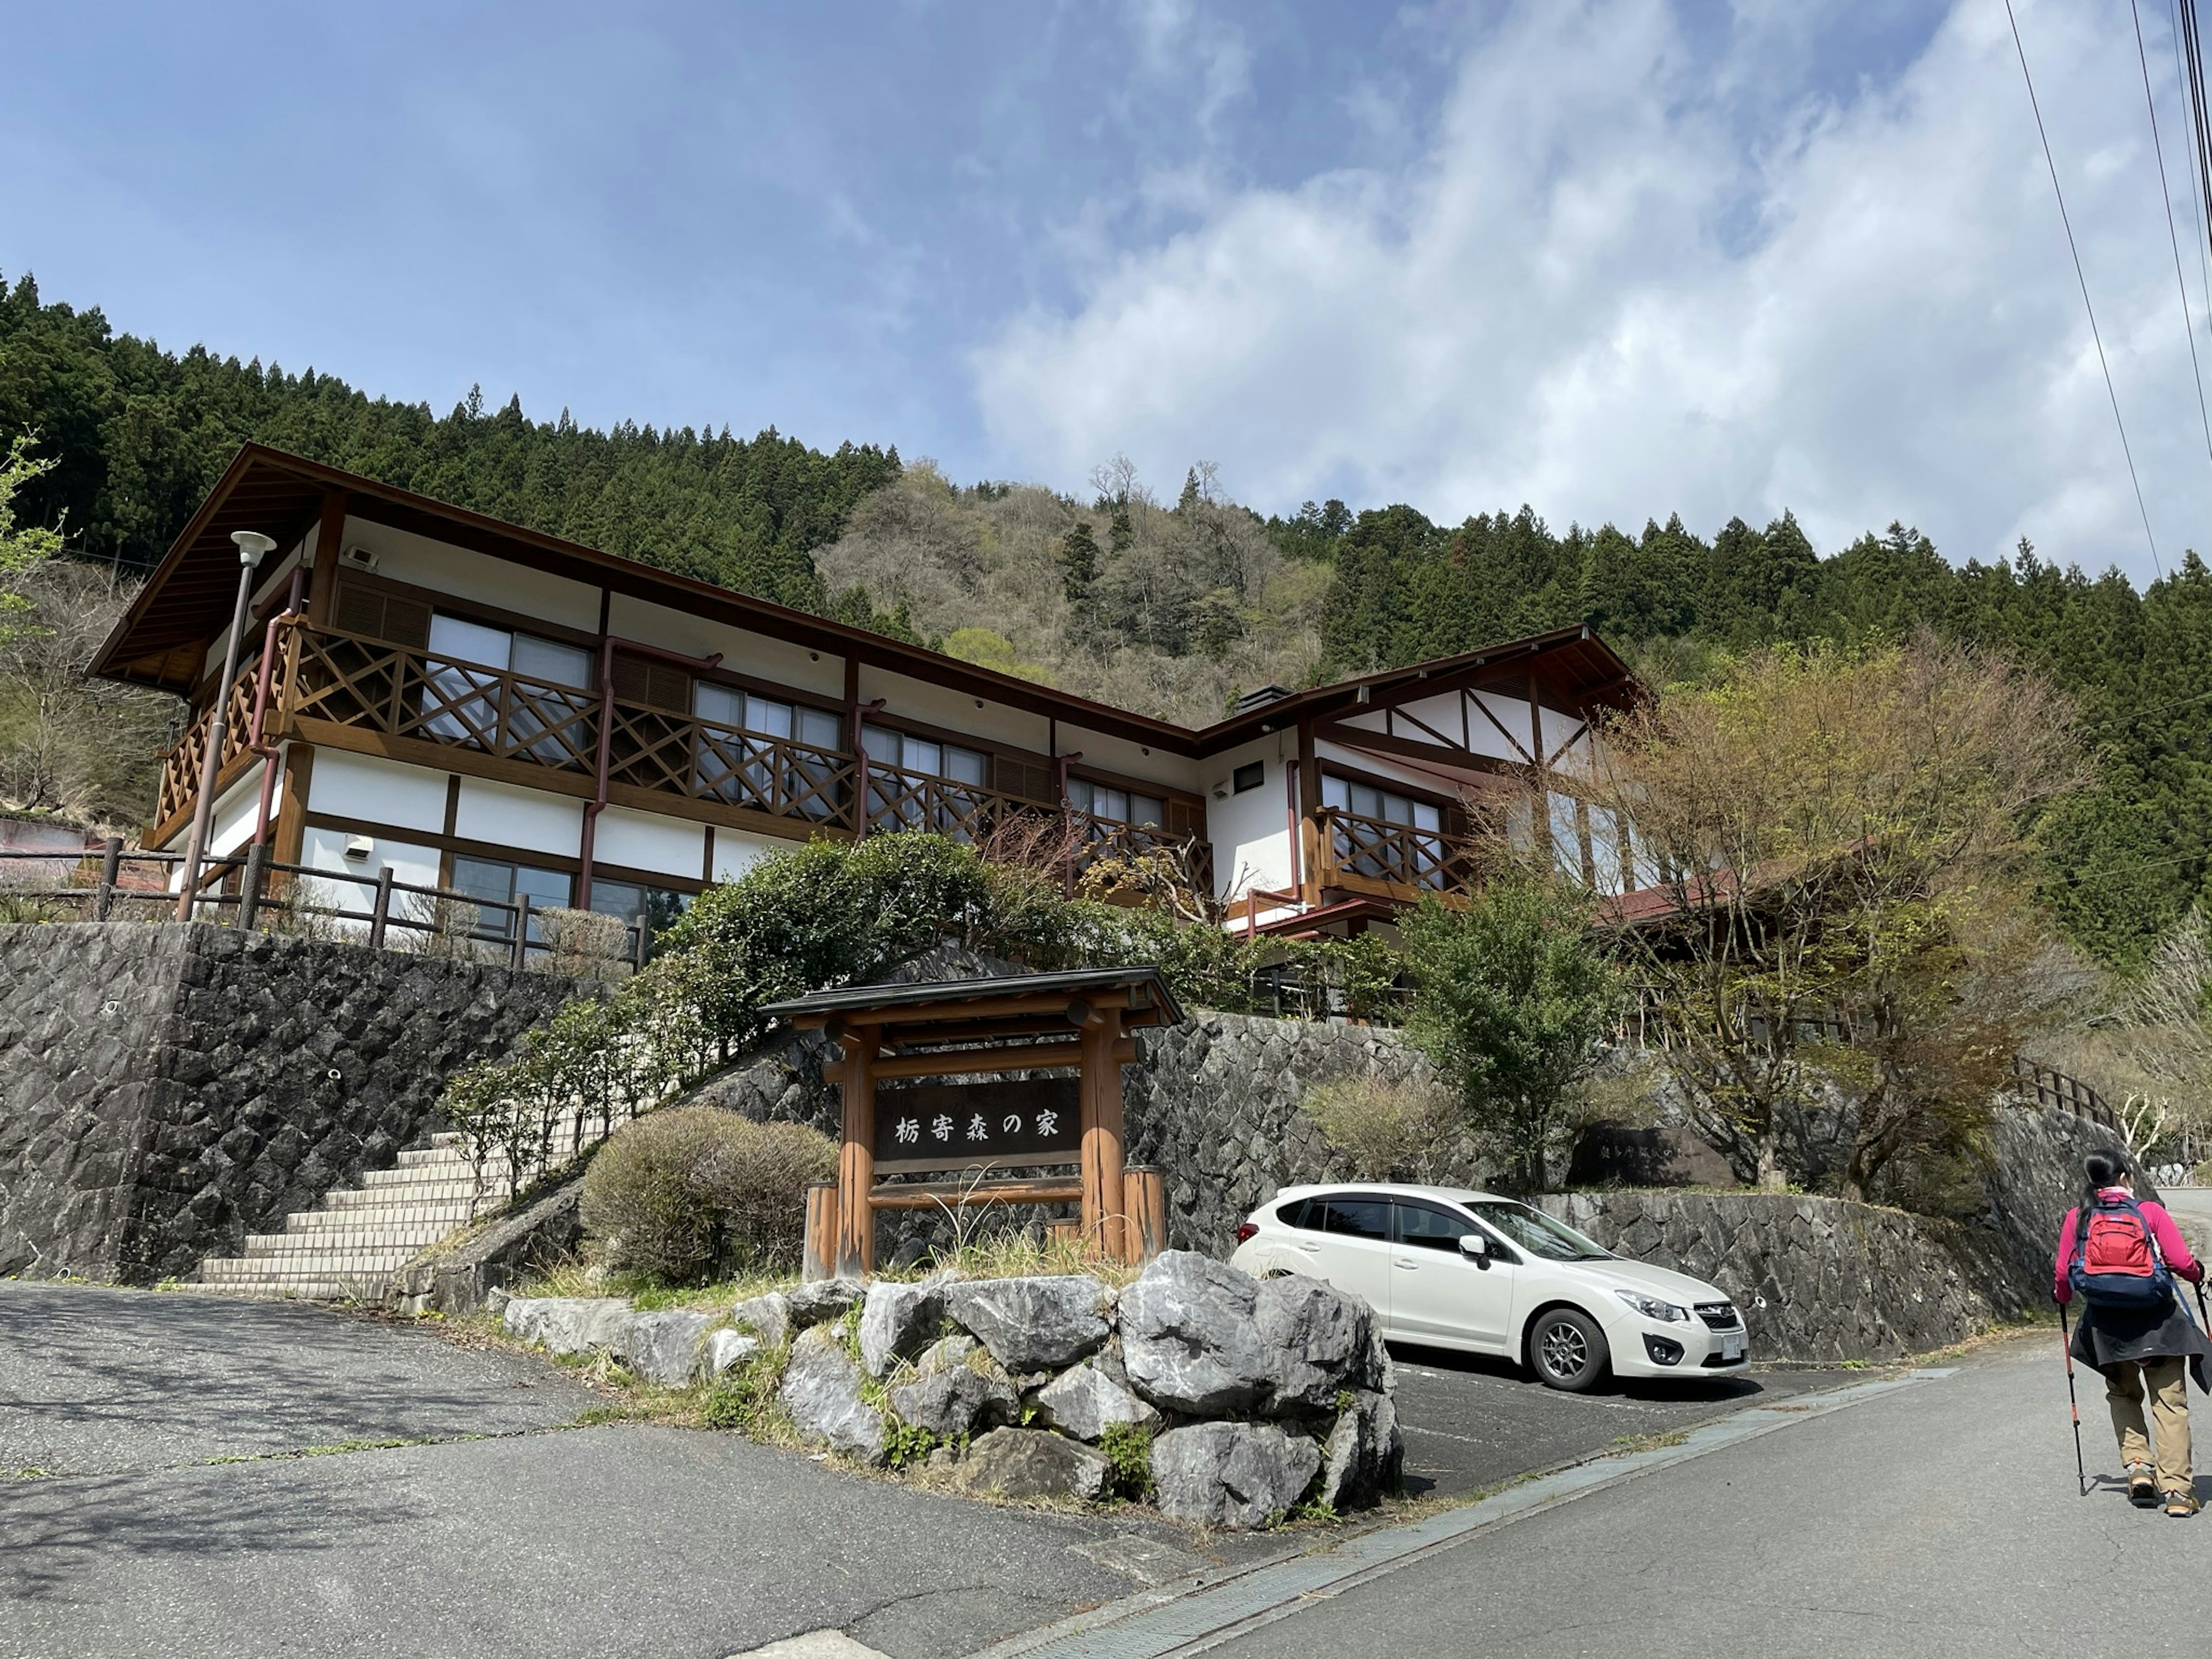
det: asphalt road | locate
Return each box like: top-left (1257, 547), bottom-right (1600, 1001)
top-left (1386, 1342), bottom-right (1861, 1496)
top-left (0, 1280), bottom-right (1889, 1659)
top-left (1205, 1335), bottom-right (2212, 1659)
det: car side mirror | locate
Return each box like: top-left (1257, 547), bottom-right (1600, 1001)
top-left (1458, 1234), bottom-right (1488, 1266)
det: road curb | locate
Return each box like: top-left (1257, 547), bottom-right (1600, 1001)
top-left (966, 1367), bottom-right (1955, 1659)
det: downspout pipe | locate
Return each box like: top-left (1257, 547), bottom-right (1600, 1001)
top-left (576, 632), bottom-right (618, 911)
top-left (175, 532), bottom-right (275, 921)
top-left (248, 566), bottom-right (308, 848)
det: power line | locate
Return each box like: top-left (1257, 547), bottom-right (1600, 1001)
top-left (2002, 0), bottom-right (2165, 579)
top-left (2134, 0), bottom-right (2212, 478)
top-left (2164, 0), bottom-right (2212, 331)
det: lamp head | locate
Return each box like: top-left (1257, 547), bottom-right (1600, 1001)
top-left (231, 531), bottom-right (278, 568)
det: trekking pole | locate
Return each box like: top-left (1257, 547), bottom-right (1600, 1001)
top-left (2059, 1300), bottom-right (2090, 1497)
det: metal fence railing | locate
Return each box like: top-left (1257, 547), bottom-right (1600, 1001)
top-left (0, 843), bottom-right (653, 975)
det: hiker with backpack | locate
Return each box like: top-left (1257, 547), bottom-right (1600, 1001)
top-left (2055, 1151), bottom-right (2211, 1516)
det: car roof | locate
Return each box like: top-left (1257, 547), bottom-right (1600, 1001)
top-left (1262, 1183), bottom-right (1510, 1208)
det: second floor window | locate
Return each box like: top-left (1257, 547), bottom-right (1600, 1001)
top-left (693, 683), bottom-right (843, 819)
top-left (1067, 779), bottom-right (1165, 829)
top-left (1322, 774), bottom-right (1446, 889)
top-left (425, 615), bottom-right (594, 765)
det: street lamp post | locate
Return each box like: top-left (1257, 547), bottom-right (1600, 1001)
top-left (174, 531), bottom-right (278, 922)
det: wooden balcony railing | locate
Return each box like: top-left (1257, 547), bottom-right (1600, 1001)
top-left (1073, 813), bottom-right (1216, 899)
top-left (154, 624), bottom-right (1215, 900)
top-left (287, 627), bottom-right (599, 775)
top-left (156, 662), bottom-right (260, 830)
top-left (1316, 805), bottom-right (1479, 899)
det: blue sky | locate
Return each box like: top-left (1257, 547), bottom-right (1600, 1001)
top-left (2, 2), bottom-right (2205, 585)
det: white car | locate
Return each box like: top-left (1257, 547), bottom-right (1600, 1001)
top-left (1230, 1183), bottom-right (1749, 1391)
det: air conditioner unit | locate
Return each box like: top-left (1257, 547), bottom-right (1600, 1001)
top-left (340, 544), bottom-right (380, 573)
top-left (343, 835), bottom-right (374, 861)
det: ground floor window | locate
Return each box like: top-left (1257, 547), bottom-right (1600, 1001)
top-left (586, 878), bottom-right (692, 956)
top-left (450, 855), bottom-right (572, 942)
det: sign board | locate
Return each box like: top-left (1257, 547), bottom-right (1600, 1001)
top-left (871, 1077), bottom-right (1083, 1175)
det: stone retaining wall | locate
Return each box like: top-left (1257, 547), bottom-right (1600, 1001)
top-left (1539, 1189), bottom-right (2024, 1362)
top-left (0, 923), bottom-right (573, 1282)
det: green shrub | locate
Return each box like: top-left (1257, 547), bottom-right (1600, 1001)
top-left (1301, 1075), bottom-right (1464, 1183)
top-left (581, 1107), bottom-right (836, 1283)
top-left (700, 1344), bottom-right (788, 1433)
top-left (1097, 1421), bottom-right (1154, 1500)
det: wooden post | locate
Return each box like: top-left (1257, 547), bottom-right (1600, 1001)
top-left (1296, 718), bottom-right (1320, 907)
top-left (235, 841), bottom-right (270, 930)
top-left (369, 865), bottom-right (395, 948)
top-left (1078, 1003), bottom-right (1128, 1262)
top-left (94, 836), bottom-right (122, 921)
top-left (835, 1029), bottom-right (878, 1277)
top-left (1123, 1165), bottom-right (1167, 1263)
top-left (512, 893), bottom-right (532, 971)
top-left (802, 1182), bottom-right (838, 1283)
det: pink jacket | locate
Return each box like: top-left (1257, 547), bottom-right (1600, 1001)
top-left (2054, 1189), bottom-right (2203, 1305)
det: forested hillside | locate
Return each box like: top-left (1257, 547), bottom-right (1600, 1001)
top-left (0, 269), bottom-right (2203, 964)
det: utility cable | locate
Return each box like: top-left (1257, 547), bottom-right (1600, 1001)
top-left (2164, 0), bottom-right (2212, 328)
top-left (2134, 0), bottom-right (2212, 476)
top-left (2003, 0), bottom-right (2165, 578)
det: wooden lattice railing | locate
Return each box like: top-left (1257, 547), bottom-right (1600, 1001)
top-left (1316, 805), bottom-right (1478, 897)
top-left (287, 627), bottom-right (599, 774)
top-left (156, 662), bottom-right (260, 828)
top-left (157, 624), bottom-right (1215, 899)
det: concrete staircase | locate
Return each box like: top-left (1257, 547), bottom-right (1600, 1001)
top-left (191, 1117), bottom-right (593, 1301)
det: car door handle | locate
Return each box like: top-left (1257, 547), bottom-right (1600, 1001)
top-left (1294, 1241), bottom-right (1319, 1253)
top-left (1393, 1258), bottom-right (1419, 1270)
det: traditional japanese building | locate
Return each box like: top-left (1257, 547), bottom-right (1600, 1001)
top-left (92, 445), bottom-right (1640, 940)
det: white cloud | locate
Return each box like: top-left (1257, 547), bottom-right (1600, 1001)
top-left (972, 0), bottom-right (2208, 584)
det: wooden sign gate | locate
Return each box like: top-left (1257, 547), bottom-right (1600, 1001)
top-left (763, 967), bottom-right (1183, 1277)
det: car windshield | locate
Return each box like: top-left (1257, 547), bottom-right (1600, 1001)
top-left (1465, 1200), bottom-right (1612, 1262)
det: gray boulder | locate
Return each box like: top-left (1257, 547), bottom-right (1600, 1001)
top-left (859, 1277), bottom-right (948, 1378)
top-left (944, 1277), bottom-right (1111, 1372)
top-left (785, 1278), bottom-right (865, 1330)
top-left (1150, 1422), bottom-right (1322, 1529)
top-left (1119, 1252), bottom-right (1270, 1414)
top-left (1032, 1362), bottom-right (1159, 1442)
top-left (957, 1428), bottom-right (1112, 1502)
top-left (887, 1342), bottom-right (1019, 1439)
top-left (501, 1296), bottom-right (631, 1357)
top-left (702, 1328), bottom-right (762, 1380)
top-left (730, 1291), bottom-right (792, 1348)
top-left (778, 1325), bottom-right (887, 1465)
top-left (1315, 1390), bottom-right (1402, 1512)
top-left (1255, 1273), bottom-right (1373, 1414)
top-left (613, 1309), bottom-right (713, 1388)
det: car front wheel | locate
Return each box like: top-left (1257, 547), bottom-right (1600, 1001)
top-left (1529, 1308), bottom-right (1609, 1392)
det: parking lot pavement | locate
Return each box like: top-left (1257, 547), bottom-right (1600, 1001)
top-left (1386, 1341), bottom-right (1868, 1495)
top-left (0, 1279), bottom-right (594, 1476)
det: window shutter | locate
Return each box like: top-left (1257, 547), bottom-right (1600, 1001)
top-left (611, 653), bottom-right (651, 703)
top-left (613, 654), bottom-right (690, 710)
top-left (1168, 799), bottom-right (1204, 839)
top-left (382, 596), bottom-right (432, 648)
top-left (649, 662), bottom-right (691, 712)
top-left (333, 580), bottom-right (382, 637)
top-left (994, 759), bottom-right (1055, 802)
top-left (332, 581), bottom-right (431, 647)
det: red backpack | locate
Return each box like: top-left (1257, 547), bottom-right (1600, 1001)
top-left (2068, 1196), bottom-right (2176, 1311)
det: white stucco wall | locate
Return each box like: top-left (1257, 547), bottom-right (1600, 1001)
top-left (344, 520), bottom-right (604, 634)
top-left (308, 750), bottom-right (451, 836)
top-left (594, 805), bottom-right (706, 880)
top-left (1202, 736), bottom-right (1296, 900)
top-left (299, 827), bottom-right (444, 914)
top-left (453, 778), bottom-right (583, 858)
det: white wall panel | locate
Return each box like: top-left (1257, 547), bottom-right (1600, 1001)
top-left (454, 778), bottom-right (583, 858)
top-left (308, 751), bottom-right (450, 835)
top-left (300, 827), bottom-right (443, 915)
top-left (594, 806), bottom-right (704, 880)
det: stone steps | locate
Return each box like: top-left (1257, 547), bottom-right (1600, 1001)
top-left (190, 1116), bottom-right (593, 1302)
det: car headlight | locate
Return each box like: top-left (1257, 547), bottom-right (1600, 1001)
top-left (1614, 1289), bottom-right (1688, 1323)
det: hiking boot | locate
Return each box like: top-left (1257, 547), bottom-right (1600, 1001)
top-left (2128, 1467), bottom-right (2159, 1507)
top-left (2165, 1489), bottom-right (2200, 1518)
